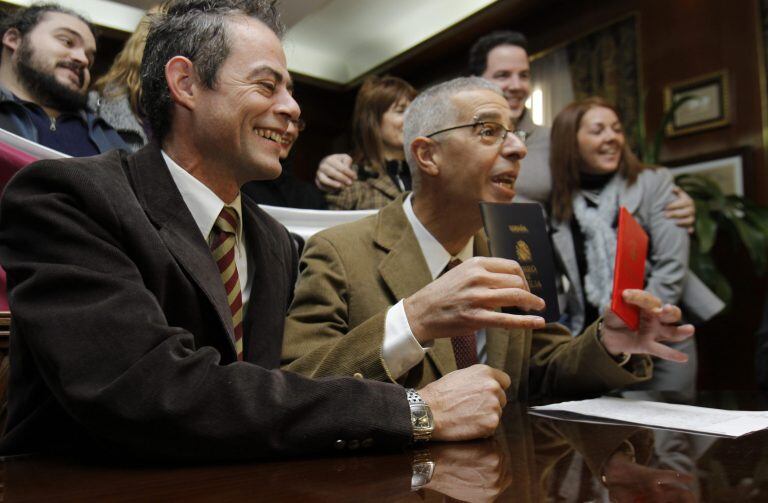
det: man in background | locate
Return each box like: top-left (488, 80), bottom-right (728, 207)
top-left (0, 3), bottom-right (126, 155)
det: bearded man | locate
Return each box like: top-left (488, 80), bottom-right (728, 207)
top-left (0, 3), bottom-right (126, 155)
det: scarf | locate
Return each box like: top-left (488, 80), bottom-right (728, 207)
top-left (572, 174), bottom-right (623, 310)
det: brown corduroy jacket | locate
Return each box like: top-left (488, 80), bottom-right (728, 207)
top-left (283, 195), bottom-right (651, 396)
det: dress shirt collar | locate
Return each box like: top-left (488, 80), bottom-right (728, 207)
top-left (403, 193), bottom-right (473, 280)
top-left (161, 150), bottom-right (244, 244)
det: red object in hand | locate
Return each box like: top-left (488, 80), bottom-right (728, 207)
top-left (611, 207), bottom-right (649, 330)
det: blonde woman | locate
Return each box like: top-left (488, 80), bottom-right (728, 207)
top-left (88, 4), bottom-right (168, 151)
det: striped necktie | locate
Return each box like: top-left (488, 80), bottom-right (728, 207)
top-left (443, 258), bottom-right (478, 369)
top-left (210, 206), bottom-right (244, 361)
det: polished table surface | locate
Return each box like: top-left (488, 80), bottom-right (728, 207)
top-left (1, 391), bottom-right (767, 502)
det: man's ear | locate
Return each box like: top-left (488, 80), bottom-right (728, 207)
top-left (165, 56), bottom-right (199, 111)
top-left (2, 28), bottom-right (22, 54)
top-left (410, 137), bottom-right (441, 178)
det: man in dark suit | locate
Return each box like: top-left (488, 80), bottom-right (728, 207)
top-left (0, 1), bottom-right (524, 459)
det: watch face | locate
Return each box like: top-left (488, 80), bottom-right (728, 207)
top-left (411, 404), bottom-right (434, 432)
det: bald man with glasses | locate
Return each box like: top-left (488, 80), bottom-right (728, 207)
top-left (282, 77), bottom-right (694, 400)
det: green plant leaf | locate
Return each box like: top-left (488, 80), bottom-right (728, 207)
top-left (674, 173), bottom-right (724, 202)
top-left (731, 218), bottom-right (768, 275)
top-left (694, 210), bottom-right (718, 253)
top-left (744, 202), bottom-right (768, 235)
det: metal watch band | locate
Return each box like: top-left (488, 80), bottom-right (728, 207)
top-left (406, 388), bottom-right (426, 405)
top-left (406, 388), bottom-right (433, 442)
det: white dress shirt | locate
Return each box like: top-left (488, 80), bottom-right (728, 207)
top-left (382, 194), bottom-right (488, 378)
top-left (162, 151), bottom-right (252, 306)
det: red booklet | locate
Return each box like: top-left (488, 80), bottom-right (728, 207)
top-left (611, 207), bottom-right (649, 330)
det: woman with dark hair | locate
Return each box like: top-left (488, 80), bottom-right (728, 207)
top-left (325, 75), bottom-right (417, 210)
top-left (549, 97), bottom-right (719, 392)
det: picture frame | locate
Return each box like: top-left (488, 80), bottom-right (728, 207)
top-left (665, 148), bottom-right (750, 197)
top-left (663, 70), bottom-right (730, 137)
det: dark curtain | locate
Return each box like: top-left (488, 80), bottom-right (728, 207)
top-left (567, 16), bottom-right (640, 148)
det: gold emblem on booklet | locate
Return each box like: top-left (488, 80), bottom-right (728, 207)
top-left (515, 240), bottom-right (533, 263)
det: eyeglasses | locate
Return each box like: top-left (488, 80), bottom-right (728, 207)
top-left (426, 121), bottom-right (527, 145)
top-left (290, 118), bottom-right (306, 132)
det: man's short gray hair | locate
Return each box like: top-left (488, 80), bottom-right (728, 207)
top-left (403, 77), bottom-right (503, 191)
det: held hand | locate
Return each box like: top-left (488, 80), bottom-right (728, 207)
top-left (419, 364), bottom-right (511, 441)
top-left (315, 153), bottom-right (356, 191)
top-left (600, 289), bottom-right (695, 361)
top-left (665, 186), bottom-right (696, 234)
top-left (403, 257), bottom-right (546, 345)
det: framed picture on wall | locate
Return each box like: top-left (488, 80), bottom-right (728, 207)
top-left (665, 149), bottom-right (748, 196)
top-left (664, 71), bottom-right (730, 137)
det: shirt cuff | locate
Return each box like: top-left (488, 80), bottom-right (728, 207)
top-left (383, 300), bottom-right (429, 379)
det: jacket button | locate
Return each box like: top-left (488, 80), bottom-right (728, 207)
top-left (334, 439), bottom-right (346, 450)
top-left (361, 438), bottom-right (374, 448)
top-left (348, 439), bottom-right (360, 450)
top-left (353, 372), bottom-right (364, 379)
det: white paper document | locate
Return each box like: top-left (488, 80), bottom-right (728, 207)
top-left (530, 396), bottom-right (768, 438)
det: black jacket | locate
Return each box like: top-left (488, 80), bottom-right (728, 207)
top-left (0, 143), bottom-right (410, 460)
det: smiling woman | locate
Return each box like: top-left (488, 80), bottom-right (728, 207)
top-left (325, 75), bottom-right (417, 210)
top-left (548, 96), bottom-right (715, 393)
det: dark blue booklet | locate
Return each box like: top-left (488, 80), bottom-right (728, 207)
top-left (479, 202), bottom-right (561, 323)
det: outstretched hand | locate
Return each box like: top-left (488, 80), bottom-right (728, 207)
top-left (600, 289), bottom-right (695, 361)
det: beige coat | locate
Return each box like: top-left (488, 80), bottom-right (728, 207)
top-left (282, 195), bottom-right (650, 398)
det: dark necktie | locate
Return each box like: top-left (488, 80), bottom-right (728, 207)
top-left (386, 160), bottom-right (412, 192)
top-left (443, 258), bottom-right (478, 369)
top-left (209, 206), bottom-right (244, 361)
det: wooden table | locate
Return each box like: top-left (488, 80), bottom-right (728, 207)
top-left (1, 392), bottom-right (766, 502)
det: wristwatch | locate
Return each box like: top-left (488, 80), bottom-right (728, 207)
top-left (406, 388), bottom-right (434, 442)
top-left (411, 448), bottom-right (435, 489)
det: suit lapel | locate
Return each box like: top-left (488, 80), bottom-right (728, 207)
top-left (375, 197), bottom-right (456, 377)
top-left (240, 199), bottom-right (286, 361)
top-left (125, 144), bottom-right (237, 355)
top-left (375, 197), bottom-right (433, 302)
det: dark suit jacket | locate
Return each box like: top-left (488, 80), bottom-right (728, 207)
top-left (0, 143), bottom-right (411, 460)
top-left (283, 195), bottom-right (650, 397)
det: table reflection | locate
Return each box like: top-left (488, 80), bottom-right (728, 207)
top-left (0, 395), bottom-right (766, 501)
